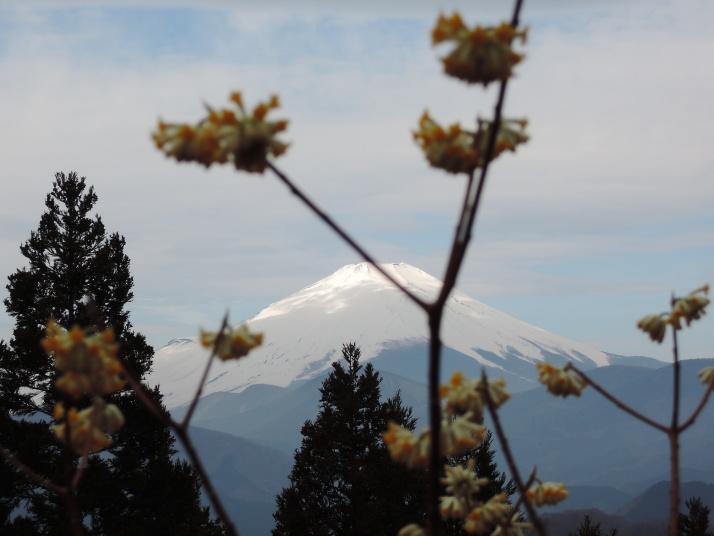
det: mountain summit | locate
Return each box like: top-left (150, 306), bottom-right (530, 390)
top-left (150, 262), bottom-right (609, 408)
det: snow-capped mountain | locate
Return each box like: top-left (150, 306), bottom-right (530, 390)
top-left (149, 262), bottom-right (610, 408)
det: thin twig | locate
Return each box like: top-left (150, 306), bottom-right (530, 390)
top-left (569, 365), bottom-right (669, 433)
top-left (0, 440), bottom-right (65, 494)
top-left (424, 1), bottom-right (527, 532)
top-left (182, 314), bottom-right (228, 428)
top-left (426, 315), bottom-right (444, 535)
top-left (481, 371), bottom-right (547, 536)
top-left (668, 328), bottom-right (681, 536)
top-left (678, 382), bottom-right (714, 432)
top-left (433, 0), bottom-right (525, 312)
top-left (268, 162), bottom-right (429, 311)
top-left (118, 357), bottom-right (240, 536)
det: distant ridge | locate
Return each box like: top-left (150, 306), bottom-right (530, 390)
top-left (149, 262), bottom-right (610, 408)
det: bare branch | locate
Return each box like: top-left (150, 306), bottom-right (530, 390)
top-left (482, 370), bottom-right (548, 536)
top-left (268, 162), bottom-right (429, 312)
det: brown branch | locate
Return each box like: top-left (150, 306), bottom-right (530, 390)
top-left (426, 315), bottom-right (444, 535)
top-left (668, 328), bottom-right (681, 536)
top-left (569, 365), bottom-right (669, 433)
top-left (433, 0), bottom-right (525, 312)
top-left (267, 162), bottom-right (429, 312)
top-left (118, 358), bottom-right (240, 536)
top-left (482, 370), bottom-right (548, 536)
top-left (0, 440), bottom-right (65, 495)
top-left (182, 314), bottom-right (228, 428)
top-left (678, 382), bottom-right (714, 432)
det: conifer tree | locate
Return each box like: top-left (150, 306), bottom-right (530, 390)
top-left (0, 172), bottom-right (223, 535)
top-left (679, 497), bottom-right (714, 536)
top-left (568, 515), bottom-right (619, 536)
top-left (272, 343), bottom-right (426, 536)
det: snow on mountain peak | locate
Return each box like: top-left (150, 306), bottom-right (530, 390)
top-left (149, 262), bottom-right (610, 408)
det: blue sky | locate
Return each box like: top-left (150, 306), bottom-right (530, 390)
top-left (1, 0), bottom-right (712, 361)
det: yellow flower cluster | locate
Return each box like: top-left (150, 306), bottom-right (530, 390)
top-left (439, 459), bottom-right (490, 518)
top-left (440, 371), bottom-right (510, 419)
top-left (53, 399), bottom-right (125, 454)
top-left (636, 315), bottom-right (667, 344)
top-left (42, 320), bottom-right (124, 399)
top-left (413, 113), bottom-right (528, 175)
top-left (383, 416), bottom-right (486, 469)
top-left (152, 92), bottom-right (289, 173)
top-left (432, 13), bottom-right (527, 86)
top-left (388, 371), bottom-right (519, 536)
top-left (42, 320), bottom-right (126, 454)
top-left (697, 367), bottom-right (714, 388)
top-left (383, 422), bottom-right (431, 468)
top-left (200, 323), bottom-right (264, 361)
top-left (463, 493), bottom-right (511, 534)
top-left (398, 525), bottom-right (428, 536)
top-left (526, 481), bottom-right (569, 506)
top-left (637, 285), bottom-right (709, 343)
top-left (669, 285), bottom-right (709, 329)
top-left (535, 362), bottom-right (587, 397)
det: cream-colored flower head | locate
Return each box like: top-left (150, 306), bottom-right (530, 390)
top-left (53, 399), bottom-right (125, 454)
top-left (398, 524), bottom-right (429, 536)
top-left (441, 415), bottom-right (487, 456)
top-left (464, 493), bottom-right (511, 534)
top-left (535, 362), bottom-right (587, 397)
top-left (413, 113), bottom-right (528, 175)
top-left (669, 285), bottom-right (709, 330)
top-left (200, 323), bottom-right (263, 361)
top-left (152, 92), bottom-right (289, 173)
top-left (432, 13), bottom-right (527, 86)
top-left (697, 367), bottom-right (714, 388)
top-left (526, 481), bottom-right (569, 506)
top-left (440, 372), bottom-right (510, 419)
top-left (383, 422), bottom-right (431, 469)
top-left (42, 320), bottom-right (124, 398)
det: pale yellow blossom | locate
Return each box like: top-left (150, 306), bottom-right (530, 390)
top-left (432, 13), bottom-right (527, 85)
top-left (464, 493), bottom-right (511, 534)
top-left (697, 367), bottom-right (714, 388)
top-left (526, 481), bottom-right (569, 506)
top-left (200, 323), bottom-right (263, 361)
top-left (536, 362), bottom-right (587, 397)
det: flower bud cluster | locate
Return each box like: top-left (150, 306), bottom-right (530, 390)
top-left (152, 92), bottom-right (289, 173)
top-left (398, 525), bottom-right (428, 536)
top-left (697, 367), bottom-right (714, 389)
top-left (526, 481), bottom-right (569, 506)
top-left (413, 113), bottom-right (528, 175)
top-left (637, 285), bottom-right (709, 343)
top-left (385, 372), bottom-right (510, 469)
top-left (388, 372), bottom-right (524, 535)
top-left (53, 399), bottom-right (125, 454)
top-left (439, 459), bottom-right (490, 519)
top-left (463, 493), bottom-right (512, 533)
top-left (669, 285), bottom-right (709, 329)
top-left (432, 13), bottom-right (527, 86)
top-left (42, 320), bottom-right (126, 454)
top-left (42, 320), bottom-right (124, 399)
top-left (200, 323), bottom-right (264, 361)
top-left (440, 371), bottom-right (511, 420)
top-left (535, 362), bottom-right (587, 397)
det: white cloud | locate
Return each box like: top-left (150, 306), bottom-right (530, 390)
top-left (0, 1), bottom-right (712, 359)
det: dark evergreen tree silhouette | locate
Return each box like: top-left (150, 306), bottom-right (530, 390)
top-left (568, 514), bottom-right (619, 536)
top-left (0, 172), bottom-right (223, 535)
top-left (272, 342), bottom-right (426, 536)
top-left (679, 497), bottom-right (714, 536)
